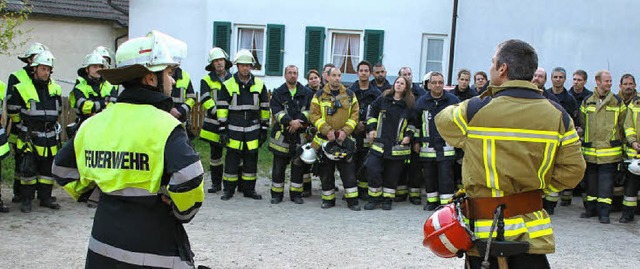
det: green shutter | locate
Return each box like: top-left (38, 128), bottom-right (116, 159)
top-left (265, 24), bottom-right (285, 76)
top-left (305, 26), bottom-right (325, 76)
top-left (212, 21), bottom-right (231, 53)
top-left (363, 29), bottom-right (384, 65)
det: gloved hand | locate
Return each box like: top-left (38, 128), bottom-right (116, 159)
top-left (259, 129), bottom-right (268, 146)
top-left (218, 125), bottom-right (228, 146)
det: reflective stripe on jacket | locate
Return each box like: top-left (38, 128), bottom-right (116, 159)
top-left (366, 94), bottom-right (415, 159)
top-left (579, 88), bottom-right (626, 164)
top-left (269, 82), bottom-right (313, 155)
top-left (199, 72), bottom-right (231, 143)
top-left (435, 80), bottom-right (586, 254)
top-left (309, 84), bottom-right (359, 150)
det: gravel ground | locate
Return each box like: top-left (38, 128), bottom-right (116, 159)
top-left (1, 176), bottom-right (639, 269)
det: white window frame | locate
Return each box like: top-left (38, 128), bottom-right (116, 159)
top-left (420, 34), bottom-right (449, 82)
top-left (325, 29), bottom-right (364, 75)
top-left (232, 24), bottom-right (267, 76)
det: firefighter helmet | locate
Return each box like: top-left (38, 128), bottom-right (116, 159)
top-left (422, 203), bottom-right (474, 258)
top-left (321, 139), bottom-right (356, 161)
top-left (19, 42), bottom-right (49, 63)
top-left (77, 52), bottom-right (109, 76)
top-left (233, 49), bottom-right (256, 65)
top-left (93, 46), bottom-right (113, 66)
top-left (206, 47), bottom-right (232, 71)
top-left (629, 159), bottom-right (640, 176)
top-left (31, 51), bottom-right (55, 68)
top-left (300, 143), bottom-right (317, 164)
top-left (99, 30), bottom-right (182, 85)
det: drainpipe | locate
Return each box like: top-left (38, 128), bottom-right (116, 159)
top-left (447, 0), bottom-right (459, 86)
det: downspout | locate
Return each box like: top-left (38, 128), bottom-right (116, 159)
top-left (447, 0), bottom-right (459, 86)
top-left (115, 33), bottom-right (128, 50)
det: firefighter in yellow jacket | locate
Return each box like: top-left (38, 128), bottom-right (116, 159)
top-left (435, 39), bottom-right (585, 268)
top-left (309, 67), bottom-right (361, 210)
top-left (623, 92), bottom-right (640, 223)
top-left (578, 70), bottom-right (626, 224)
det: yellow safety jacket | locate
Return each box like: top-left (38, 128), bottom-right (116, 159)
top-left (624, 98), bottom-right (640, 158)
top-left (309, 84), bottom-right (359, 150)
top-left (579, 88), bottom-right (626, 164)
top-left (70, 77), bottom-right (117, 117)
top-left (7, 68), bottom-right (32, 144)
top-left (199, 73), bottom-right (230, 143)
top-left (435, 80), bottom-right (586, 254)
top-left (171, 68), bottom-right (196, 119)
top-left (12, 80), bottom-right (62, 157)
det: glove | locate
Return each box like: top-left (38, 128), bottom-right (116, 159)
top-left (218, 125), bottom-right (228, 146)
top-left (259, 129), bottom-right (268, 146)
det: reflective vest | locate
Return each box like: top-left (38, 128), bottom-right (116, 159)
top-left (7, 69), bottom-right (32, 144)
top-left (172, 68), bottom-right (196, 112)
top-left (14, 80), bottom-right (61, 157)
top-left (0, 80), bottom-right (6, 100)
top-left (199, 74), bottom-right (226, 143)
top-left (70, 77), bottom-right (117, 116)
top-left (579, 89), bottom-right (625, 164)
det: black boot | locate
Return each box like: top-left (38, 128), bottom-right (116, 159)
top-left (220, 181), bottom-right (236, 201)
top-left (409, 196), bottom-right (422, 205)
top-left (20, 184), bottom-right (35, 213)
top-left (580, 201), bottom-right (597, 218)
top-left (358, 187), bottom-right (369, 201)
top-left (346, 198), bottom-right (360, 211)
top-left (619, 205), bottom-right (635, 223)
top-left (270, 191), bottom-right (283, 204)
top-left (12, 179), bottom-right (21, 203)
top-left (290, 191), bottom-right (304, 204)
top-left (597, 203), bottom-right (611, 224)
top-left (543, 199), bottom-right (556, 215)
top-left (394, 194), bottom-right (407, 202)
top-left (424, 202), bottom-right (438, 211)
top-left (208, 163), bottom-right (223, 193)
top-left (243, 180), bottom-right (262, 200)
top-left (302, 182), bottom-right (312, 197)
top-left (381, 197), bottom-right (393, 210)
top-left (321, 199), bottom-right (335, 209)
top-left (364, 196), bottom-right (382, 210)
top-left (38, 184), bottom-right (60, 210)
top-left (636, 205), bottom-right (640, 216)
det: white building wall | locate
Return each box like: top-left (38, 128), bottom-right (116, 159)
top-left (0, 16), bottom-right (127, 95)
top-left (454, 0), bottom-right (640, 91)
top-left (129, 0), bottom-right (453, 91)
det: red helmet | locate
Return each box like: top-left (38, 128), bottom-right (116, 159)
top-left (422, 203), bottom-right (474, 258)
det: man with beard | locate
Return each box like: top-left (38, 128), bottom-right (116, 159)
top-left (372, 63), bottom-right (392, 91)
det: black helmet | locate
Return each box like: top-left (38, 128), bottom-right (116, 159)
top-left (321, 139), bottom-right (356, 161)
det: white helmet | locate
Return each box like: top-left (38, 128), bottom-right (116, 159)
top-left (300, 143), bottom-right (317, 164)
top-left (78, 52), bottom-right (108, 76)
top-left (150, 31), bottom-right (187, 64)
top-left (93, 46), bottom-right (113, 66)
top-left (629, 159), bottom-right (640, 176)
top-left (19, 42), bottom-right (49, 63)
top-left (31, 50), bottom-right (55, 68)
top-left (99, 30), bottom-right (183, 85)
top-left (206, 47), bottom-right (232, 71)
top-left (233, 49), bottom-right (256, 65)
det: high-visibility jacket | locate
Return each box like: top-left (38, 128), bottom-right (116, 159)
top-left (5, 67), bottom-right (33, 144)
top-left (52, 87), bottom-right (204, 268)
top-left (349, 81), bottom-right (381, 150)
top-left (623, 97), bottom-right (640, 158)
top-left (309, 84), bottom-right (359, 150)
top-left (199, 72), bottom-right (231, 143)
top-left (366, 94), bottom-right (415, 159)
top-left (216, 73), bottom-right (270, 151)
top-left (415, 91), bottom-right (460, 161)
top-left (171, 67), bottom-right (196, 123)
top-left (269, 82), bottom-right (313, 156)
top-left (0, 80), bottom-right (9, 159)
top-left (579, 88), bottom-right (626, 164)
top-left (70, 76), bottom-right (117, 122)
top-left (8, 79), bottom-right (62, 158)
top-left (435, 80), bottom-right (586, 255)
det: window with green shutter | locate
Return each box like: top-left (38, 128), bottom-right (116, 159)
top-left (213, 21), bottom-right (231, 53)
top-left (305, 27), bottom-right (325, 76)
top-left (265, 24), bottom-right (285, 76)
top-left (363, 29), bottom-right (384, 65)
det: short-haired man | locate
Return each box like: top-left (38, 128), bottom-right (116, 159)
top-left (569, 69), bottom-right (593, 106)
top-left (349, 60), bottom-right (381, 199)
top-left (532, 67), bottom-right (560, 103)
top-left (547, 67), bottom-right (579, 209)
top-left (399, 67), bottom-right (427, 98)
top-left (579, 70), bottom-right (626, 224)
top-left (473, 71), bottom-right (489, 94)
top-left (436, 39), bottom-right (585, 267)
top-left (372, 63), bottom-right (392, 91)
top-left (452, 69), bottom-right (477, 101)
top-left (268, 65), bottom-right (314, 204)
top-left (321, 63), bottom-right (336, 86)
top-left (622, 73), bottom-right (640, 223)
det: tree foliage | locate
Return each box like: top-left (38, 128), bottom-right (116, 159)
top-left (0, 0), bottom-right (31, 56)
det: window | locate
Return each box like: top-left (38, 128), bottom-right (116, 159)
top-left (236, 25), bottom-right (266, 71)
top-left (330, 32), bottom-right (362, 74)
top-left (420, 35), bottom-right (446, 78)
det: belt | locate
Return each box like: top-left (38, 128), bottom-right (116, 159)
top-left (228, 110), bottom-right (259, 121)
top-left (463, 190), bottom-right (543, 219)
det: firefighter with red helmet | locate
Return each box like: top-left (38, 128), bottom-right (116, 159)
top-left (426, 39), bottom-right (585, 268)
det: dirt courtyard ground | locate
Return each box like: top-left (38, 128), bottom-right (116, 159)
top-left (1, 175), bottom-right (640, 269)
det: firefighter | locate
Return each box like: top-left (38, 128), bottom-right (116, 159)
top-left (269, 65), bottom-right (314, 204)
top-left (415, 72), bottom-right (460, 211)
top-left (309, 67), bottom-right (361, 210)
top-left (5, 42), bottom-right (48, 204)
top-left (7, 50), bottom-right (62, 213)
top-left (52, 31), bottom-right (204, 268)
top-left (68, 51), bottom-right (117, 133)
top-left (217, 49), bottom-right (270, 200)
top-left (93, 46), bottom-right (113, 67)
top-left (435, 39), bottom-right (585, 267)
top-left (621, 77), bottom-right (640, 223)
top-left (349, 60), bottom-right (381, 200)
top-left (169, 42), bottom-right (196, 138)
top-left (0, 79), bottom-right (10, 212)
top-left (363, 76), bottom-right (416, 210)
top-left (199, 47), bottom-right (232, 193)
top-left (579, 70), bottom-right (626, 224)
